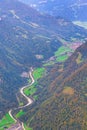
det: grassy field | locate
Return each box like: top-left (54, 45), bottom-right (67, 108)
top-left (24, 83), bottom-right (37, 96)
top-left (43, 45), bottom-right (74, 66)
top-left (55, 46), bottom-right (71, 56)
top-left (33, 68), bottom-right (45, 80)
top-left (56, 55), bottom-right (68, 62)
top-left (0, 113), bottom-right (15, 130)
top-left (16, 110), bottom-right (25, 118)
top-left (55, 46), bottom-right (73, 62)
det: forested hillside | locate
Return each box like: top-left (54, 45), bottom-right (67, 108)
top-left (21, 43), bottom-right (87, 130)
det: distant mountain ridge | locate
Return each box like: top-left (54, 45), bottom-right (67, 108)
top-left (19, 0), bottom-right (87, 21)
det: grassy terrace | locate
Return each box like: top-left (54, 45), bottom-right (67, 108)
top-left (0, 113), bottom-right (15, 130)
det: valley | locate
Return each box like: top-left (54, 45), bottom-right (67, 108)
top-left (0, 0), bottom-right (87, 130)
top-left (0, 0), bottom-right (87, 113)
top-left (1, 42), bottom-right (87, 130)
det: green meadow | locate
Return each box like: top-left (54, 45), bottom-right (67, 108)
top-left (24, 82), bottom-right (37, 96)
top-left (33, 67), bottom-right (45, 80)
top-left (55, 46), bottom-right (73, 62)
top-left (56, 55), bottom-right (68, 62)
top-left (16, 110), bottom-right (25, 118)
top-left (0, 113), bottom-right (14, 130)
top-left (44, 45), bottom-right (73, 66)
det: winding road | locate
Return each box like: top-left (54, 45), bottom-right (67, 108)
top-left (8, 68), bottom-right (34, 130)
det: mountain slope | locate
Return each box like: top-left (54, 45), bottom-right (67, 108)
top-left (0, 0), bottom-right (87, 114)
top-left (22, 43), bottom-right (87, 130)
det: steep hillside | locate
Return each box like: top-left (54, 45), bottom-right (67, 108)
top-left (0, 0), bottom-right (87, 114)
top-left (19, 0), bottom-right (87, 21)
top-left (22, 43), bottom-right (87, 130)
